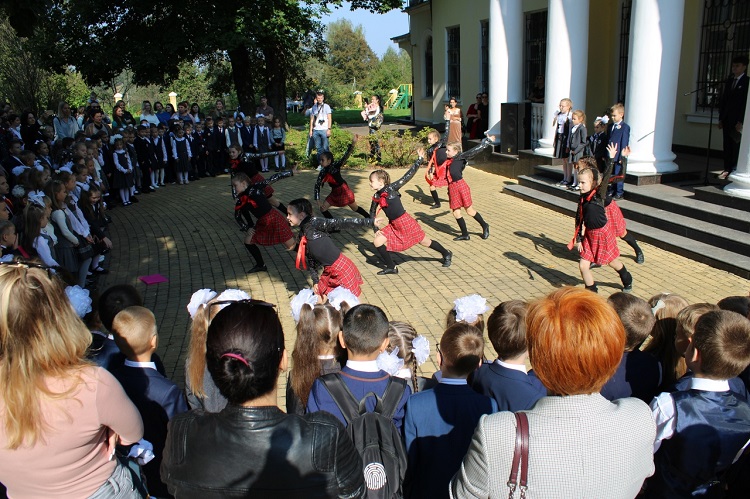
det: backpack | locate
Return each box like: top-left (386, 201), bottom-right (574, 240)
top-left (320, 373), bottom-right (408, 499)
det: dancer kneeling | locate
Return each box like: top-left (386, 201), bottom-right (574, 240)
top-left (369, 152), bottom-right (453, 275)
top-left (233, 171), bottom-right (296, 274)
top-left (287, 198), bottom-right (377, 299)
top-left (570, 144), bottom-right (633, 293)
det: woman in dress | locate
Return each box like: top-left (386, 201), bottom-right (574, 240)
top-left (445, 96), bottom-right (463, 144)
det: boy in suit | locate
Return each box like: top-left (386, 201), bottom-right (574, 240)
top-left (600, 292), bottom-right (660, 403)
top-left (648, 310), bottom-right (750, 497)
top-left (472, 300), bottom-right (546, 411)
top-left (111, 306), bottom-right (188, 499)
top-left (404, 323), bottom-right (497, 499)
top-left (306, 303), bottom-right (411, 429)
top-left (607, 102), bottom-right (630, 199)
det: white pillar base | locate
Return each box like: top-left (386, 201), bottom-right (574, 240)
top-left (723, 172), bottom-right (750, 199)
top-left (535, 137), bottom-right (554, 155)
top-left (627, 159), bottom-right (679, 174)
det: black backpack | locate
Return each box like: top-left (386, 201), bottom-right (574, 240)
top-left (320, 373), bottom-right (408, 499)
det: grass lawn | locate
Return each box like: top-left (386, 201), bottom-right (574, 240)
top-left (286, 108), bottom-right (411, 128)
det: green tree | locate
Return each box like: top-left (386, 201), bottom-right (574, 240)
top-left (327, 19), bottom-right (377, 89)
top-left (367, 46), bottom-right (412, 100)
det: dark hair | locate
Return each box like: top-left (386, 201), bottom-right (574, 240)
top-left (440, 323), bottom-right (484, 376)
top-left (205, 302), bottom-right (284, 404)
top-left (288, 198), bottom-right (313, 218)
top-left (718, 296), bottom-right (750, 318)
top-left (487, 300), bottom-right (528, 359)
top-left (692, 310), bottom-right (750, 379)
top-left (319, 151), bottom-right (333, 163)
top-left (732, 55), bottom-right (749, 66)
top-left (342, 304), bottom-right (389, 355)
top-left (99, 284), bottom-right (143, 331)
top-left (607, 292), bottom-right (655, 351)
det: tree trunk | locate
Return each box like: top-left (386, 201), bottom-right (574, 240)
top-left (263, 45), bottom-right (287, 126)
top-left (228, 44), bottom-right (255, 116)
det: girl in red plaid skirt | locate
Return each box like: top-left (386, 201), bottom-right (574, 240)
top-left (232, 171), bottom-right (296, 274)
top-left (314, 142), bottom-right (371, 219)
top-left (286, 198), bottom-right (376, 299)
top-left (227, 144), bottom-right (287, 213)
top-left (571, 144), bottom-right (633, 293)
top-left (423, 121), bottom-right (450, 208)
top-left (368, 154), bottom-right (453, 275)
top-left (444, 137), bottom-right (494, 241)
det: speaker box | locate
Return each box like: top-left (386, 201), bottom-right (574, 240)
top-left (500, 102), bottom-right (531, 155)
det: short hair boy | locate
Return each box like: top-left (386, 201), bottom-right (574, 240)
top-left (111, 306), bottom-right (189, 499)
top-left (600, 293), bottom-right (660, 402)
top-left (307, 304), bottom-right (411, 429)
top-left (404, 323), bottom-right (497, 499)
top-left (471, 300), bottom-right (546, 411)
top-left (648, 311), bottom-right (750, 497)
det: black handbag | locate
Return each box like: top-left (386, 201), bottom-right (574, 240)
top-left (76, 235), bottom-right (94, 261)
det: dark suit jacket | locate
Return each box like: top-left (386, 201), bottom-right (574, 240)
top-left (720, 73), bottom-right (749, 127)
top-left (600, 350), bottom-right (661, 403)
top-left (607, 121), bottom-right (630, 163)
top-left (112, 364), bottom-right (189, 498)
top-left (471, 361), bottom-right (547, 412)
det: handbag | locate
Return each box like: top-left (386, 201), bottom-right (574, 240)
top-left (76, 235), bottom-right (94, 261)
top-left (507, 412), bottom-right (529, 499)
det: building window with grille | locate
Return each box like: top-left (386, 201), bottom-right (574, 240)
top-left (424, 36), bottom-right (433, 98)
top-left (480, 20), bottom-right (489, 94)
top-left (696, 0), bottom-right (750, 112)
top-left (446, 26), bottom-right (460, 99)
top-left (617, 0), bottom-right (632, 104)
top-left (524, 11), bottom-right (547, 100)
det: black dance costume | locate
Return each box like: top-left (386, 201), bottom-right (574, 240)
top-left (313, 143), bottom-right (369, 218)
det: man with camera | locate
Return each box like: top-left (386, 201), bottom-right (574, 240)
top-left (309, 91), bottom-right (332, 163)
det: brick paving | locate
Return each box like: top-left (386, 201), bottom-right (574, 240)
top-left (100, 165), bottom-right (750, 397)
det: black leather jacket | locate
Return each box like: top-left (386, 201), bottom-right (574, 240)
top-left (161, 405), bottom-right (364, 498)
top-left (298, 215), bottom-right (374, 283)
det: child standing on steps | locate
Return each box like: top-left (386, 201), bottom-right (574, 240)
top-left (571, 143), bottom-right (633, 293)
top-left (553, 98), bottom-right (573, 187)
top-left (314, 142), bottom-right (370, 219)
top-left (369, 153), bottom-right (453, 275)
top-left (444, 137), bottom-right (494, 241)
top-left (567, 109), bottom-right (588, 191)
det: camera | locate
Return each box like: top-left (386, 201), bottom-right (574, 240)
top-left (318, 119), bottom-right (325, 125)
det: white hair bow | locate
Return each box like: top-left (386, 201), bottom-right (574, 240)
top-left (186, 288), bottom-right (217, 318)
top-left (66, 285), bottom-right (93, 318)
top-left (327, 287), bottom-right (359, 310)
top-left (290, 288), bottom-right (318, 322)
top-left (454, 294), bottom-right (489, 324)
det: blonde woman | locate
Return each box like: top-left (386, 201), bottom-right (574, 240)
top-left (0, 262), bottom-right (145, 498)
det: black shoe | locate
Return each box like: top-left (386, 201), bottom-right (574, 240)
top-left (430, 203), bottom-right (441, 209)
top-left (589, 263), bottom-right (601, 269)
top-left (636, 251), bottom-right (645, 264)
top-left (377, 267), bottom-right (399, 275)
top-left (247, 264), bottom-right (268, 274)
top-left (482, 225), bottom-right (490, 240)
top-left (442, 252), bottom-right (452, 267)
top-left (103, 215), bottom-right (112, 224)
top-left (621, 271), bottom-right (633, 292)
top-left (453, 234), bottom-right (470, 241)
top-left (614, 194), bottom-right (624, 200)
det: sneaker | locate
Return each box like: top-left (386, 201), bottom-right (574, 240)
top-left (246, 264), bottom-right (268, 274)
top-left (377, 267), bottom-right (399, 275)
top-left (442, 252), bottom-right (452, 267)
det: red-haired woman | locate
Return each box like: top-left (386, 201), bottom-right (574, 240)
top-left (451, 287), bottom-right (656, 498)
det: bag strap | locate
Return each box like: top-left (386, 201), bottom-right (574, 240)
top-left (507, 412), bottom-right (529, 499)
top-left (379, 377), bottom-right (407, 420)
top-left (319, 373), bottom-right (360, 425)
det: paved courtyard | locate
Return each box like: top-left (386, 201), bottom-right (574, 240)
top-left (101, 165), bottom-right (750, 399)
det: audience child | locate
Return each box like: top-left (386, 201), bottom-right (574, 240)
top-left (151, 125), bottom-right (167, 186)
top-left (404, 322), bottom-right (497, 499)
top-left (96, 284), bottom-right (143, 372)
top-left (647, 311), bottom-right (750, 497)
top-left (44, 179), bottom-right (83, 283)
top-left (379, 321), bottom-right (431, 393)
top-left (553, 98), bottom-right (573, 186)
top-left (134, 125), bottom-right (154, 193)
top-left (111, 306), bottom-right (188, 499)
top-left (607, 102), bottom-right (630, 199)
top-left (270, 117), bottom-right (287, 171)
top-left (287, 299), bottom-right (348, 415)
top-left (718, 296), bottom-right (750, 393)
top-left (224, 116), bottom-right (242, 150)
top-left (192, 122), bottom-right (208, 178)
top-left (253, 116), bottom-right (272, 172)
top-left (171, 124), bottom-right (192, 185)
top-left (472, 300), bottom-right (547, 411)
top-left (566, 109), bottom-right (587, 191)
top-left (600, 292), bottom-right (660, 403)
top-left (589, 116), bottom-right (609, 172)
top-left (112, 137), bottom-right (135, 206)
top-left (0, 220), bottom-right (19, 257)
top-left (21, 200), bottom-right (59, 269)
top-left (643, 292), bottom-right (690, 390)
top-left (307, 304), bottom-right (411, 429)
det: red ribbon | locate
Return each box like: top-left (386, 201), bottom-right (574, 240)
top-left (322, 173), bottom-right (335, 184)
top-left (295, 236), bottom-right (308, 270)
top-left (568, 188), bottom-right (597, 250)
top-left (373, 191), bottom-right (388, 208)
top-left (229, 158), bottom-right (241, 171)
top-left (234, 195), bottom-right (257, 211)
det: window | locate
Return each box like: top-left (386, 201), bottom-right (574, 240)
top-left (696, 0), bottom-right (750, 112)
top-left (617, 0), bottom-right (632, 104)
top-left (480, 20), bottom-right (489, 94)
top-left (424, 36), bottom-right (433, 98)
top-left (524, 11), bottom-right (547, 99)
top-left (446, 26), bottom-right (460, 99)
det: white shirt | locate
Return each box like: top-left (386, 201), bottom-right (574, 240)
top-left (651, 377), bottom-right (750, 462)
top-left (439, 378), bottom-right (467, 385)
top-left (124, 359), bottom-right (158, 371)
top-left (33, 234), bottom-right (60, 268)
top-left (346, 359), bottom-right (380, 373)
top-left (495, 358), bottom-right (528, 374)
top-left (311, 103), bottom-right (332, 131)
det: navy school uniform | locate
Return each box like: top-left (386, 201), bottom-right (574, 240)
top-left (191, 130), bottom-right (208, 176)
top-left (607, 120), bottom-right (630, 196)
top-left (239, 123), bottom-right (255, 153)
top-left (404, 380), bottom-right (497, 499)
top-left (600, 349), bottom-right (661, 404)
top-left (472, 360), bottom-right (547, 412)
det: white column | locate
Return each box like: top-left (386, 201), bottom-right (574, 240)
top-left (724, 90), bottom-right (750, 199)
top-left (536, 0), bottom-right (589, 153)
top-left (488, 0), bottom-right (524, 137)
top-left (624, 0), bottom-right (684, 173)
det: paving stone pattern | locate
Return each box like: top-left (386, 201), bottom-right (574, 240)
top-left (101, 167), bottom-right (750, 401)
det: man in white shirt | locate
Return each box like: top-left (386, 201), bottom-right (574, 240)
top-left (309, 91), bottom-right (332, 163)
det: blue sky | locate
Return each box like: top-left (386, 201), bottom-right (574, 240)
top-left (320, 2), bottom-right (410, 57)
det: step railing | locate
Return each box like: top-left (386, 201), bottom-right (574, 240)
top-left (530, 102), bottom-right (544, 150)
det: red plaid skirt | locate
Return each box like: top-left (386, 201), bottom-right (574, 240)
top-left (448, 179), bottom-right (473, 210)
top-left (580, 223), bottom-right (620, 265)
top-left (251, 209), bottom-right (294, 246)
top-left (606, 201), bottom-right (626, 238)
top-left (251, 173), bottom-right (274, 198)
top-left (380, 212), bottom-right (425, 252)
top-left (317, 253), bottom-right (363, 297)
top-left (326, 183), bottom-right (356, 207)
top-left (425, 163), bottom-right (449, 187)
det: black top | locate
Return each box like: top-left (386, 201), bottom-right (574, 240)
top-left (298, 215), bottom-right (374, 283)
top-left (447, 138), bottom-right (492, 183)
top-left (234, 171), bottom-right (292, 229)
top-left (369, 157), bottom-right (423, 223)
top-left (313, 143), bottom-right (354, 200)
top-left (576, 157), bottom-right (616, 233)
